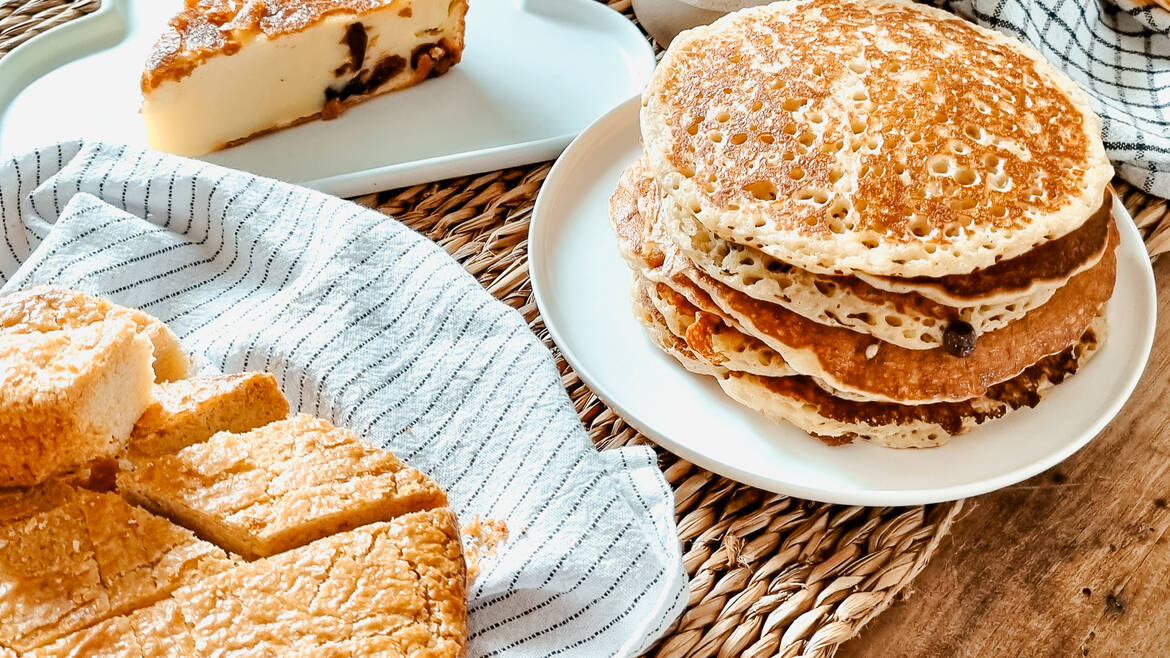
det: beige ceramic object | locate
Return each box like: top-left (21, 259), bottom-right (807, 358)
top-left (631, 0), bottom-right (771, 45)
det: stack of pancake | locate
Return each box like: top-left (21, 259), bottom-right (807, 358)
top-left (612, 0), bottom-right (1117, 448)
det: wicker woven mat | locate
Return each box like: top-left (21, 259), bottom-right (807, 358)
top-left (2, 1), bottom-right (1167, 656)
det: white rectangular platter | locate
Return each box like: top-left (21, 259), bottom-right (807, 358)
top-left (0, 0), bottom-right (655, 196)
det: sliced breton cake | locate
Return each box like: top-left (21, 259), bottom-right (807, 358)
top-left (118, 414), bottom-right (448, 559)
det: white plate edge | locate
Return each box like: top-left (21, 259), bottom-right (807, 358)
top-left (529, 95), bottom-right (1159, 506)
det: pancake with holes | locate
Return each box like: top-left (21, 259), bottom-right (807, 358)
top-left (640, 0), bottom-right (1113, 278)
top-left (627, 159), bottom-right (1112, 350)
top-left (632, 270), bottom-right (1106, 447)
top-left (637, 277), bottom-right (795, 378)
top-left (611, 156), bottom-right (1118, 404)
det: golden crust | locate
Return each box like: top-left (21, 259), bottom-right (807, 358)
top-left (0, 482), bottom-right (236, 652)
top-left (143, 0), bottom-right (469, 91)
top-left (23, 615), bottom-right (138, 658)
top-left (34, 510), bottom-right (467, 657)
top-left (174, 510), bottom-right (467, 655)
top-left (0, 319), bottom-right (154, 487)
top-left (641, 0), bottom-right (1113, 276)
top-left (128, 372), bottom-right (290, 457)
top-left (0, 286), bottom-right (190, 382)
top-left (119, 413), bottom-right (448, 559)
top-left (25, 595), bottom-right (200, 658)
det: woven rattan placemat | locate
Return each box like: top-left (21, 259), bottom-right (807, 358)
top-left (2, 1), bottom-right (1166, 655)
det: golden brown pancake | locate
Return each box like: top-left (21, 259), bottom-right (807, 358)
top-left (858, 193), bottom-right (1114, 304)
top-left (634, 277), bottom-right (1104, 447)
top-left (613, 163), bottom-right (1119, 403)
top-left (633, 276), bottom-right (795, 378)
top-left (625, 160), bottom-right (1108, 349)
top-left (640, 0), bottom-right (1112, 277)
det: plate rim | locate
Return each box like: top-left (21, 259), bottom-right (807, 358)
top-left (530, 95), bottom-right (1159, 506)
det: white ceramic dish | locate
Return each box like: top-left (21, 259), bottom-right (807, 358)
top-left (630, 0), bottom-right (770, 46)
top-left (529, 96), bottom-right (1158, 506)
top-left (0, 0), bottom-right (655, 196)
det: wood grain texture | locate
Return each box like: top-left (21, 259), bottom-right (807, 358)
top-left (839, 257), bottom-right (1170, 658)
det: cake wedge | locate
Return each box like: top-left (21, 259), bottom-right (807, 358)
top-left (118, 413), bottom-right (447, 559)
top-left (0, 482), bottom-right (236, 652)
top-left (142, 0), bottom-right (469, 156)
top-left (26, 510), bottom-right (467, 657)
top-left (128, 372), bottom-right (290, 457)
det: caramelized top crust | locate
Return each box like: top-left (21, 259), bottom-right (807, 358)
top-left (641, 0), bottom-right (1113, 276)
top-left (142, 0), bottom-right (409, 91)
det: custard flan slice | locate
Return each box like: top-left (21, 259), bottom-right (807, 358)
top-left (142, 0), bottom-right (469, 156)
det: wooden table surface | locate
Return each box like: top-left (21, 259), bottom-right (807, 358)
top-left (839, 257), bottom-right (1170, 657)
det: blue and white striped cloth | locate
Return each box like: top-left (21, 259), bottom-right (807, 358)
top-left (0, 141), bottom-right (687, 657)
top-left (926, 0), bottom-right (1170, 199)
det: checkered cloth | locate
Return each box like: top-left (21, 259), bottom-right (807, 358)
top-left (926, 0), bottom-right (1170, 199)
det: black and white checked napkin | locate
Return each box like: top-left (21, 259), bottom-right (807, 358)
top-left (0, 141), bottom-right (687, 657)
top-left (926, 0), bottom-right (1170, 199)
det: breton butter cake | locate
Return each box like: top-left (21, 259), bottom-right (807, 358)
top-left (142, 0), bottom-right (469, 156)
top-left (0, 286), bottom-right (189, 383)
top-left (0, 318), bottom-right (154, 487)
top-left (127, 372), bottom-right (290, 457)
top-left (30, 510), bottom-right (466, 658)
top-left (119, 413), bottom-right (448, 559)
top-left (0, 287), bottom-right (470, 655)
top-left (614, 0), bottom-right (1118, 447)
top-left (0, 481), bottom-right (237, 652)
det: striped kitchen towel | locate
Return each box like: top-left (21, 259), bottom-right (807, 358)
top-left (0, 141), bottom-right (687, 657)
top-left (925, 0), bottom-right (1170, 199)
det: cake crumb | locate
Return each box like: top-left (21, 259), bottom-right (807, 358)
top-left (463, 516), bottom-right (509, 582)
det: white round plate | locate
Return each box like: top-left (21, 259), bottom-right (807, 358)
top-left (529, 96), bottom-right (1158, 506)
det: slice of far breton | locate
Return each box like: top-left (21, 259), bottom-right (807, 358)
top-left (0, 482), bottom-right (237, 652)
top-left (118, 414), bottom-right (447, 559)
top-left (27, 509), bottom-right (467, 657)
top-left (0, 318), bottom-right (154, 487)
top-left (128, 372), bottom-right (290, 458)
top-left (142, 0), bottom-right (470, 156)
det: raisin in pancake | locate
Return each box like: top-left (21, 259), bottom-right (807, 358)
top-left (640, 0), bottom-right (1112, 277)
top-left (720, 317), bottom-right (1105, 448)
top-left (613, 162), bottom-right (1119, 403)
top-left (638, 277), bottom-right (1105, 447)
